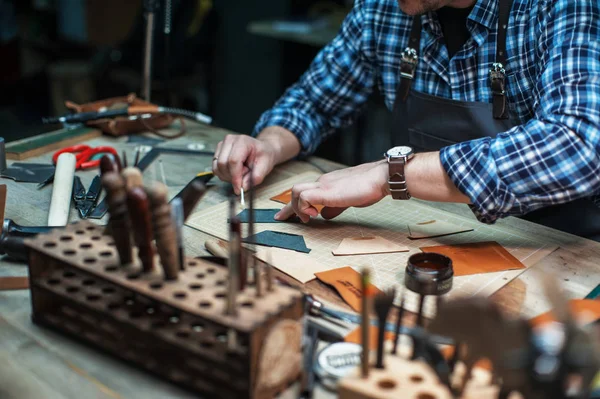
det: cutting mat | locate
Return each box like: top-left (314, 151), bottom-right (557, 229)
top-left (186, 171), bottom-right (558, 316)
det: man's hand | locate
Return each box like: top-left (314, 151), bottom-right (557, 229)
top-left (273, 152), bottom-right (470, 223)
top-left (212, 127), bottom-right (301, 194)
top-left (274, 161), bottom-right (389, 223)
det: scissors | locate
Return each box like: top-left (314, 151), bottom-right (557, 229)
top-left (52, 145), bottom-right (119, 169)
top-left (72, 176), bottom-right (102, 218)
top-left (38, 145), bottom-right (119, 189)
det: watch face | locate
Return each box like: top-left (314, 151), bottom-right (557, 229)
top-left (387, 146), bottom-right (413, 157)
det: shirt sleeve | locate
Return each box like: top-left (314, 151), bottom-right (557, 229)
top-left (439, 0), bottom-right (600, 223)
top-left (252, 0), bottom-right (376, 158)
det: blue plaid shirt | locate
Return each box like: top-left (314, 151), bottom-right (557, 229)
top-left (253, 0), bottom-right (600, 224)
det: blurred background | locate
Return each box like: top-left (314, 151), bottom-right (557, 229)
top-left (0, 0), bottom-right (391, 166)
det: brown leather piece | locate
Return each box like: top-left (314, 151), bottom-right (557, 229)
top-left (269, 188), bottom-right (324, 213)
top-left (0, 276), bottom-right (29, 290)
top-left (315, 266), bottom-right (383, 312)
top-left (420, 241), bottom-right (525, 276)
top-left (530, 299), bottom-right (600, 327)
top-left (65, 93), bottom-right (184, 137)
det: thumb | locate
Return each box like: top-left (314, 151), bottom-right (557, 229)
top-left (320, 206), bottom-right (348, 220)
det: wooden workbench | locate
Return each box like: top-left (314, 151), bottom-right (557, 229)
top-left (1, 122), bottom-right (599, 399)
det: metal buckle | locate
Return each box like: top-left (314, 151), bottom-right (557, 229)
top-left (490, 62), bottom-right (505, 75)
top-left (402, 47), bottom-right (418, 62)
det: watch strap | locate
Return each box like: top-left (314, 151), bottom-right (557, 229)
top-left (388, 160), bottom-right (411, 200)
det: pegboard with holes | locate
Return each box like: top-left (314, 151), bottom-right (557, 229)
top-left (338, 353), bottom-right (497, 399)
top-left (25, 221), bottom-right (305, 399)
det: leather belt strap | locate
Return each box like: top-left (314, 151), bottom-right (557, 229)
top-left (401, 0), bottom-right (515, 120)
top-left (0, 276), bottom-right (29, 291)
top-left (491, 0), bottom-right (514, 119)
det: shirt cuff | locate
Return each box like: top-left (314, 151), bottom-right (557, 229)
top-left (252, 109), bottom-right (323, 158)
top-left (439, 138), bottom-right (527, 224)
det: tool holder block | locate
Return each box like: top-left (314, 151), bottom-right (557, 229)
top-left (26, 221), bottom-right (304, 399)
top-left (338, 353), bottom-right (496, 399)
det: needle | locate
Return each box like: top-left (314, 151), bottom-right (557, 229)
top-left (240, 187), bottom-right (246, 208)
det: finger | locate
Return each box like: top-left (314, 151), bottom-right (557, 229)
top-left (215, 136), bottom-right (235, 182)
top-left (288, 183), bottom-right (318, 223)
top-left (212, 141), bottom-right (223, 178)
top-left (274, 203), bottom-right (296, 221)
top-left (296, 189), bottom-right (322, 221)
top-left (320, 206), bottom-right (348, 220)
top-left (241, 156), bottom-right (271, 190)
top-left (228, 140), bottom-right (252, 194)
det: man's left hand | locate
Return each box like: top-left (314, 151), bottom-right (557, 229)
top-left (274, 160), bottom-right (390, 223)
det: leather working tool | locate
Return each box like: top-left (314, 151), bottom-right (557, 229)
top-left (72, 176), bottom-right (102, 219)
top-left (42, 104), bottom-right (212, 126)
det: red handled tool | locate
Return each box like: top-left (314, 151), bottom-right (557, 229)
top-left (52, 145), bottom-right (118, 170)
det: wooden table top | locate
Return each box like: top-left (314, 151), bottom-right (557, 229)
top-left (2, 122), bottom-right (599, 399)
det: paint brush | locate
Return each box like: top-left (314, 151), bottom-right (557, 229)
top-left (247, 168), bottom-right (257, 294)
top-left (361, 268), bottom-right (371, 378)
top-left (134, 147), bottom-right (141, 167)
top-left (226, 194), bottom-right (240, 316)
top-left (122, 150), bottom-right (128, 168)
top-left (240, 187), bottom-right (245, 208)
top-left (266, 247), bottom-right (274, 292)
top-left (374, 288), bottom-right (396, 369)
top-left (392, 296), bottom-right (405, 355)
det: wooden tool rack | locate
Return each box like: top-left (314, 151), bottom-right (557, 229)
top-left (25, 221), bottom-right (304, 399)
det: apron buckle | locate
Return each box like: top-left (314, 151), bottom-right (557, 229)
top-left (399, 48), bottom-right (419, 101)
top-left (490, 63), bottom-right (509, 120)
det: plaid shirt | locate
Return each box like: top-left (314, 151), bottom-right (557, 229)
top-left (253, 0), bottom-right (600, 224)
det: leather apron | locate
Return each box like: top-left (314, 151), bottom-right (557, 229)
top-left (391, 0), bottom-right (600, 240)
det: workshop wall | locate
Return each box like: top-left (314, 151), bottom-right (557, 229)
top-left (1, 0), bottom-right (390, 165)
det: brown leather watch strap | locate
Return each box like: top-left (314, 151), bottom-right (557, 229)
top-left (388, 161), bottom-right (411, 200)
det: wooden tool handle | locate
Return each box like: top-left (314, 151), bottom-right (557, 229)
top-left (127, 187), bottom-right (154, 273)
top-left (48, 152), bottom-right (76, 226)
top-left (147, 183), bottom-right (179, 280)
top-left (101, 172), bottom-right (133, 264)
top-left (205, 239), bottom-right (229, 259)
top-left (181, 180), bottom-right (206, 221)
top-left (100, 154), bottom-right (118, 176)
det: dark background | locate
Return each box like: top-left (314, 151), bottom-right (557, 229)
top-left (0, 0), bottom-right (391, 166)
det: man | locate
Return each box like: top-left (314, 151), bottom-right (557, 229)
top-left (212, 0), bottom-right (600, 239)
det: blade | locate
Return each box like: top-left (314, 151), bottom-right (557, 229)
top-left (0, 185), bottom-right (6, 235)
top-left (72, 177), bottom-right (86, 218)
top-left (85, 176), bottom-right (102, 202)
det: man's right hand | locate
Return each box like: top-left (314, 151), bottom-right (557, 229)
top-left (212, 127), bottom-right (302, 194)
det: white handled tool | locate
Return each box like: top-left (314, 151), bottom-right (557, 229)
top-left (47, 153), bottom-right (76, 226)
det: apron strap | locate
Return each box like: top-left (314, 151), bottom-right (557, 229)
top-left (491, 0), bottom-right (514, 120)
top-left (398, 16), bottom-right (422, 102)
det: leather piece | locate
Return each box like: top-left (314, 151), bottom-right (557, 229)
top-left (269, 188), bottom-right (324, 213)
top-left (530, 299), bottom-right (600, 327)
top-left (407, 220), bottom-right (473, 239)
top-left (315, 266), bottom-right (383, 313)
top-left (243, 230), bottom-right (310, 253)
top-left (332, 236), bottom-right (409, 255)
top-left (232, 209), bottom-right (300, 224)
top-left (255, 247), bottom-right (331, 283)
top-left (420, 241), bottom-right (525, 276)
top-left (0, 276), bottom-right (29, 290)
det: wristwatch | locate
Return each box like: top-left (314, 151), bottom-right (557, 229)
top-left (384, 146), bottom-right (414, 200)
